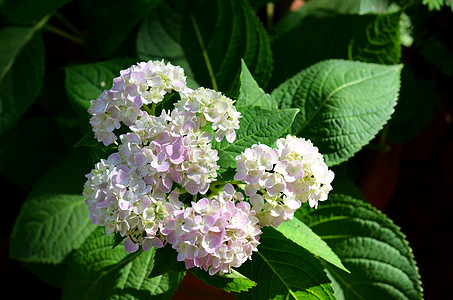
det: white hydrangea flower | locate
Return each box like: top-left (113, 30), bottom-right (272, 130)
top-left (176, 87), bottom-right (241, 143)
top-left (161, 184), bottom-right (261, 275)
top-left (88, 60), bottom-right (190, 146)
top-left (234, 135), bottom-right (334, 227)
top-left (83, 153), bottom-right (185, 253)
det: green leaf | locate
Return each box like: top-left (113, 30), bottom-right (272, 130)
top-left (237, 227), bottom-right (335, 299)
top-left (64, 58), bottom-right (138, 124)
top-left (422, 0), bottom-right (453, 11)
top-left (1, 0), bottom-right (71, 24)
top-left (296, 194), bottom-right (423, 300)
top-left (271, 59), bottom-right (402, 166)
top-left (348, 11), bottom-right (401, 65)
top-left (63, 228), bottom-right (183, 299)
top-left (270, 12), bottom-right (401, 89)
top-left (276, 217), bottom-right (349, 273)
top-left (418, 33), bottom-right (453, 76)
top-left (0, 23), bottom-right (46, 133)
top-left (149, 245), bottom-right (186, 278)
top-left (9, 193), bottom-right (94, 264)
top-left (0, 117), bottom-right (69, 190)
top-left (191, 268), bottom-right (256, 293)
top-left (9, 152), bottom-right (95, 263)
top-left (212, 106), bottom-right (299, 172)
top-left (236, 59), bottom-right (276, 109)
top-left (269, 0), bottom-right (392, 41)
top-left (387, 67), bottom-right (435, 143)
top-left (79, 0), bottom-right (162, 59)
top-left (136, 0), bottom-right (273, 92)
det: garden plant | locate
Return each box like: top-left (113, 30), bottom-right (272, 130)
top-left (4, 0), bottom-right (451, 299)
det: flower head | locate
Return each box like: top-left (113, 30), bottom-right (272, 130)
top-left (83, 152), bottom-right (185, 253)
top-left (161, 184), bottom-right (261, 275)
top-left (176, 87), bottom-right (241, 143)
top-left (88, 60), bottom-right (189, 146)
top-left (234, 135), bottom-right (334, 227)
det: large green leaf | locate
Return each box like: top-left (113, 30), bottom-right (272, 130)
top-left (270, 12), bottom-right (401, 89)
top-left (269, 0), bottom-right (392, 41)
top-left (387, 67), bottom-right (435, 143)
top-left (271, 59), bottom-right (402, 166)
top-left (136, 0), bottom-right (273, 93)
top-left (212, 106), bottom-right (299, 172)
top-left (79, 0), bottom-right (162, 59)
top-left (237, 227), bottom-right (335, 299)
top-left (63, 228), bottom-right (183, 299)
top-left (9, 151), bottom-right (95, 263)
top-left (296, 194), bottom-right (423, 300)
top-left (9, 193), bottom-right (91, 264)
top-left (1, 0), bottom-right (71, 24)
top-left (0, 22), bottom-right (46, 133)
top-left (0, 117), bottom-right (69, 190)
top-left (276, 217), bottom-right (349, 273)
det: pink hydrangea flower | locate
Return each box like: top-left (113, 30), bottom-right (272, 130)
top-left (161, 184), bottom-right (261, 275)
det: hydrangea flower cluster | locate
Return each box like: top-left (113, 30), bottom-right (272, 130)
top-left (83, 60), bottom-right (334, 276)
top-left (88, 60), bottom-right (189, 146)
top-left (83, 152), bottom-right (180, 253)
top-left (234, 135), bottom-right (334, 227)
top-left (161, 184), bottom-right (261, 275)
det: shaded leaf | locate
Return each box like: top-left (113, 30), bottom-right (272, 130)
top-left (1, 0), bottom-right (71, 24)
top-left (0, 117), bottom-right (69, 190)
top-left (296, 194), bottom-right (423, 300)
top-left (387, 67), bottom-right (435, 143)
top-left (270, 12), bottom-right (401, 89)
top-left (79, 0), bottom-right (162, 59)
top-left (136, 0), bottom-right (273, 93)
top-left (270, 0), bottom-right (392, 41)
top-left (0, 25), bottom-right (45, 133)
top-left (9, 151), bottom-right (95, 263)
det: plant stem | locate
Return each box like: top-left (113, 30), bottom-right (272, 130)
top-left (190, 14), bottom-right (218, 91)
top-left (54, 12), bottom-right (84, 38)
top-left (142, 103), bottom-right (156, 116)
top-left (44, 23), bottom-right (84, 45)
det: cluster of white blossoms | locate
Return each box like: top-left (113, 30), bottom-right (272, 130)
top-left (234, 135), bottom-right (334, 227)
top-left (83, 60), bottom-right (333, 276)
top-left (88, 60), bottom-right (189, 146)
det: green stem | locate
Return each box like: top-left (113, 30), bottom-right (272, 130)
top-left (54, 12), bottom-right (84, 38)
top-left (190, 14), bottom-right (218, 91)
top-left (43, 23), bottom-right (84, 45)
top-left (142, 103), bottom-right (156, 116)
top-left (35, 14), bottom-right (51, 32)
